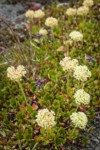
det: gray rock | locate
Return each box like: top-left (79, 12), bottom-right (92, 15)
top-left (0, 4), bottom-right (25, 21)
top-left (98, 136), bottom-right (100, 140)
top-left (92, 138), bottom-right (99, 143)
top-left (0, 0), bottom-right (20, 4)
top-left (0, 0), bottom-right (7, 4)
top-left (0, 4), bottom-right (26, 29)
top-left (96, 144), bottom-right (100, 150)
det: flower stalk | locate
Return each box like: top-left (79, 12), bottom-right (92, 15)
top-left (67, 73), bottom-right (70, 95)
top-left (17, 81), bottom-right (27, 105)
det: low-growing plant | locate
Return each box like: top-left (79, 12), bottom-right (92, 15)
top-left (0, 0), bottom-right (99, 149)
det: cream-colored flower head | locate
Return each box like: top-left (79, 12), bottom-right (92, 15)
top-left (33, 9), bottom-right (45, 19)
top-left (66, 8), bottom-right (77, 16)
top-left (73, 65), bottom-right (91, 81)
top-left (39, 28), bottom-right (48, 36)
top-left (7, 65), bottom-right (26, 81)
top-left (74, 89), bottom-right (90, 105)
top-left (45, 17), bottom-right (58, 28)
top-left (77, 6), bottom-right (89, 16)
top-left (36, 109), bottom-right (56, 129)
top-left (64, 39), bottom-right (73, 47)
top-left (25, 10), bottom-right (34, 19)
top-left (83, 0), bottom-right (94, 7)
top-left (60, 57), bottom-right (78, 72)
top-left (70, 112), bottom-right (88, 129)
top-left (69, 31), bottom-right (83, 42)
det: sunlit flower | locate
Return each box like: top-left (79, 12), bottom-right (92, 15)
top-left (33, 9), bottom-right (45, 19)
top-left (69, 31), bottom-right (83, 42)
top-left (45, 17), bottom-right (58, 28)
top-left (73, 65), bottom-right (91, 81)
top-left (39, 28), bottom-right (48, 36)
top-left (66, 8), bottom-right (77, 16)
top-left (63, 39), bottom-right (73, 47)
top-left (36, 108), bottom-right (56, 129)
top-left (83, 0), bottom-right (94, 7)
top-left (74, 89), bottom-right (90, 105)
top-left (70, 112), bottom-right (88, 129)
top-left (60, 57), bottom-right (78, 72)
top-left (25, 10), bottom-right (34, 19)
top-left (7, 65), bottom-right (26, 81)
top-left (77, 6), bottom-right (89, 16)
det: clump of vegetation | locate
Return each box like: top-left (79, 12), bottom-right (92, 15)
top-left (0, 0), bottom-right (99, 149)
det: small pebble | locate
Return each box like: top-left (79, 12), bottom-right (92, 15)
top-left (96, 144), bottom-right (100, 150)
top-left (98, 136), bottom-right (100, 140)
top-left (91, 138), bottom-right (99, 143)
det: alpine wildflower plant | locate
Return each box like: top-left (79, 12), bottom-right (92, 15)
top-left (1, 0), bottom-right (99, 149)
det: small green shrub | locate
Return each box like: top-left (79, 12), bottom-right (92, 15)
top-left (0, 0), bottom-right (99, 149)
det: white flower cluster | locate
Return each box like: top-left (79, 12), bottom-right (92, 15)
top-left (25, 10), bottom-right (34, 19)
top-left (36, 108), bottom-right (56, 129)
top-left (7, 65), bottom-right (26, 81)
top-left (45, 17), bottom-right (58, 28)
top-left (33, 9), bottom-right (45, 19)
top-left (39, 28), bottom-right (48, 36)
top-left (64, 39), bottom-right (73, 47)
top-left (60, 57), bottom-right (78, 72)
top-left (77, 6), bottom-right (89, 16)
top-left (74, 89), bottom-right (90, 105)
top-left (83, 0), bottom-right (94, 7)
top-left (70, 112), bottom-right (88, 129)
top-left (73, 65), bottom-right (91, 81)
top-left (66, 0), bottom-right (93, 17)
top-left (69, 31), bottom-right (83, 42)
top-left (25, 9), bottom-right (45, 19)
top-left (66, 8), bottom-right (77, 16)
